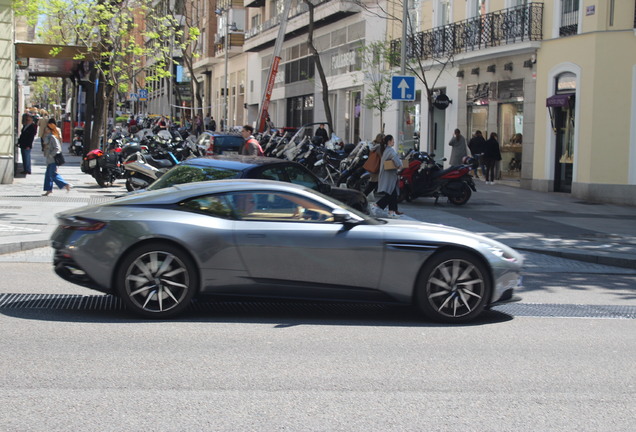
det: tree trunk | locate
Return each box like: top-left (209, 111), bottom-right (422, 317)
top-left (305, 1), bottom-right (333, 135)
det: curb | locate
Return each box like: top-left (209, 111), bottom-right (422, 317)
top-left (0, 238), bottom-right (51, 256)
top-left (515, 246), bottom-right (636, 270)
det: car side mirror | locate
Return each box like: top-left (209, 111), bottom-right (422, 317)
top-left (332, 208), bottom-right (353, 224)
top-left (317, 183), bottom-right (332, 194)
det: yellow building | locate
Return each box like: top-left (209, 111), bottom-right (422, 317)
top-left (0, 0), bottom-right (15, 183)
top-left (533, 0), bottom-right (636, 205)
top-left (393, 1), bottom-right (635, 205)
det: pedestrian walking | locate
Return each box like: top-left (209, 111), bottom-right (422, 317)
top-left (448, 128), bottom-right (467, 166)
top-left (372, 134), bottom-right (402, 218)
top-left (204, 113), bottom-right (211, 131)
top-left (37, 109), bottom-right (49, 141)
top-left (41, 119), bottom-right (71, 196)
top-left (195, 114), bottom-right (203, 136)
top-left (482, 132), bottom-right (502, 184)
top-left (467, 130), bottom-right (486, 179)
top-left (240, 125), bottom-right (264, 156)
top-left (363, 133), bottom-right (385, 199)
top-left (210, 116), bottom-right (217, 132)
top-left (18, 112), bottom-right (37, 175)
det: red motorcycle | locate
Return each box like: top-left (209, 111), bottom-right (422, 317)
top-left (398, 152), bottom-right (477, 205)
top-left (81, 143), bottom-right (125, 187)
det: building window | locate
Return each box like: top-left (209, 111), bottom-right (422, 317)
top-left (560, 0), bottom-right (579, 36)
top-left (286, 95), bottom-right (314, 127)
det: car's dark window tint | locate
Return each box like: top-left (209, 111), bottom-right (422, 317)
top-left (178, 194), bottom-right (233, 219)
top-left (147, 165), bottom-right (241, 190)
top-left (228, 191), bottom-right (333, 223)
top-left (283, 165), bottom-right (319, 189)
top-left (259, 167), bottom-right (286, 181)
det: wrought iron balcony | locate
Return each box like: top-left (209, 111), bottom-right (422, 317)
top-left (391, 2), bottom-right (543, 62)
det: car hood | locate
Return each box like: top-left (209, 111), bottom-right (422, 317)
top-left (377, 218), bottom-right (524, 265)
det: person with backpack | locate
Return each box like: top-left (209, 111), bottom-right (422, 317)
top-left (240, 125), bottom-right (264, 156)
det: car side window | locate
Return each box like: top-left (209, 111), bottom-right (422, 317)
top-left (259, 167), bottom-right (286, 182)
top-left (283, 166), bottom-right (319, 189)
top-left (229, 191), bottom-right (334, 223)
top-left (178, 194), bottom-right (234, 219)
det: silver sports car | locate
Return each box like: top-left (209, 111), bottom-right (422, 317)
top-left (51, 179), bottom-right (523, 322)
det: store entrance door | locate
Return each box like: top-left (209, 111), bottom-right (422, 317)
top-left (554, 105), bottom-right (574, 193)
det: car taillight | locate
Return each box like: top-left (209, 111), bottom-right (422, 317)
top-left (59, 216), bottom-right (106, 231)
top-left (206, 137), bottom-right (215, 155)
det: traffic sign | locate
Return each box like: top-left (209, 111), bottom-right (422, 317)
top-left (391, 75), bottom-right (416, 101)
top-left (129, 93), bottom-right (138, 101)
top-left (138, 89), bottom-right (148, 101)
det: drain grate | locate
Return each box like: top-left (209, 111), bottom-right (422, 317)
top-left (493, 303), bottom-right (636, 319)
top-left (0, 294), bottom-right (635, 319)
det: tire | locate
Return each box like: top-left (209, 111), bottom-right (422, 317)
top-left (94, 170), bottom-right (107, 187)
top-left (448, 183), bottom-right (472, 205)
top-left (116, 243), bottom-right (198, 318)
top-left (353, 176), bottom-right (369, 193)
top-left (415, 250), bottom-right (491, 323)
top-left (125, 179), bottom-right (135, 192)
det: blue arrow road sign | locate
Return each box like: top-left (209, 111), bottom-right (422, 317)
top-left (391, 75), bottom-right (415, 101)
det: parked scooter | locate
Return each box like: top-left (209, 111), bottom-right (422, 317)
top-left (398, 152), bottom-right (477, 205)
top-left (123, 149), bottom-right (178, 191)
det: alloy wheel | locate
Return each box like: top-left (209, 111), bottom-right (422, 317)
top-left (417, 252), bottom-right (490, 322)
top-left (122, 249), bottom-right (192, 316)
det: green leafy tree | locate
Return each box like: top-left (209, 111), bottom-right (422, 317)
top-left (357, 41), bottom-right (398, 135)
top-left (13, 0), bottom-right (198, 150)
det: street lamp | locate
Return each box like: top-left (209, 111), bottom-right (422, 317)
top-left (215, 8), bottom-right (237, 132)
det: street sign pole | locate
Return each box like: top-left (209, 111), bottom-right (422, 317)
top-left (397, 0), bottom-right (408, 153)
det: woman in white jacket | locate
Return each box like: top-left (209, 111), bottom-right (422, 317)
top-left (42, 119), bottom-right (71, 196)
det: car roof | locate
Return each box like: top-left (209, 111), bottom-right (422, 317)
top-left (109, 179), bottom-right (314, 206)
top-left (181, 155), bottom-right (294, 170)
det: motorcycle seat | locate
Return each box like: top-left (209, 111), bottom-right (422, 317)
top-left (147, 155), bottom-right (174, 169)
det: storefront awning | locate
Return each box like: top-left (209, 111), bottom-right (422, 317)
top-left (15, 43), bottom-right (97, 78)
top-left (546, 94), bottom-right (572, 108)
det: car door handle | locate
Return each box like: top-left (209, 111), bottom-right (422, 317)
top-left (247, 234), bottom-right (266, 238)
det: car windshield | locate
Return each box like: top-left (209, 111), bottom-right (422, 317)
top-left (148, 165), bottom-right (241, 190)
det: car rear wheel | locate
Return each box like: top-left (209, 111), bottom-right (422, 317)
top-left (415, 250), bottom-right (491, 323)
top-left (116, 243), bottom-right (198, 318)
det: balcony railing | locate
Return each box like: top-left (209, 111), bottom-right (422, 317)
top-left (391, 2), bottom-right (543, 62)
top-left (245, 0), bottom-right (332, 40)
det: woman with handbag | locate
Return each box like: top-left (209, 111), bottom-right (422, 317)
top-left (42, 119), bottom-right (72, 196)
top-left (362, 133), bottom-right (385, 198)
top-left (372, 134), bottom-right (402, 218)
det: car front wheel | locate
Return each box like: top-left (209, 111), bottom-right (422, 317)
top-left (415, 250), bottom-right (491, 323)
top-left (116, 243), bottom-right (198, 318)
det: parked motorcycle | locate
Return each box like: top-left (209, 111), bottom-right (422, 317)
top-left (80, 139), bottom-right (128, 187)
top-left (69, 127), bottom-right (84, 156)
top-left (398, 152), bottom-right (477, 205)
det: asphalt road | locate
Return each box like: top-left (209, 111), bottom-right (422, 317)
top-left (1, 258), bottom-right (635, 431)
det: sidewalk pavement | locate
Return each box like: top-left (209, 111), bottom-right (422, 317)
top-left (2, 142), bottom-right (636, 269)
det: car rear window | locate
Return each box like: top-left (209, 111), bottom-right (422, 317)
top-left (147, 165), bottom-right (241, 190)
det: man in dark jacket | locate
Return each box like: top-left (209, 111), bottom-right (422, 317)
top-left (314, 123), bottom-right (330, 144)
top-left (467, 130), bottom-right (486, 179)
top-left (18, 113), bottom-right (37, 175)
